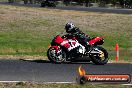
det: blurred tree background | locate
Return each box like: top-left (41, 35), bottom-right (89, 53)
top-left (4, 0), bottom-right (132, 8)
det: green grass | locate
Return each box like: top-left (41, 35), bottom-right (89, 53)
top-left (0, 4), bottom-right (131, 61)
top-left (0, 19), bottom-right (51, 56)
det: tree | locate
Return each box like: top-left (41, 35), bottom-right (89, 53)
top-left (64, 0), bottom-right (71, 6)
top-left (8, 0), bottom-right (15, 3)
top-left (85, 0), bottom-right (90, 7)
top-left (23, 0), bottom-right (28, 4)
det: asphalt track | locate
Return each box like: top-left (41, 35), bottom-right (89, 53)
top-left (55, 6), bottom-right (132, 14)
top-left (0, 59), bottom-right (131, 83)
top-left (0, 2), bottom-right (132, 14)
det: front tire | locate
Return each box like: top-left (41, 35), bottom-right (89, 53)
top-left (47, 47), bottom-right (66, 63)
top-left (90, 46), bottom-right (108, 65)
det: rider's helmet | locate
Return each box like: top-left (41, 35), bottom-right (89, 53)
top-left (65, 22), bottom-right (75, 33)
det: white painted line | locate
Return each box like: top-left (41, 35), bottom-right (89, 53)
top-left (0, 81), bottom-right (75, 83)
top-left (0, 81), bottom-right (131, 85)
top-left (0, 81), bottom-right (27, 83)
top-left (43, 82), bottom-right (75, 84)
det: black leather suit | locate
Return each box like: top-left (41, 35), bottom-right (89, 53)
top-left (64, 27), bottom-right (90, 46)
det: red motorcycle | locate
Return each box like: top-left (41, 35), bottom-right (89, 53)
top-left (47, 34), bottom-right (108, 65)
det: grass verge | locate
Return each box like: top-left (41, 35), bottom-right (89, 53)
top-left (0, 83), bottom-right (131, 88)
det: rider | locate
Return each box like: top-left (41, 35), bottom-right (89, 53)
top-left (64, 22), bottom-right (91, 49)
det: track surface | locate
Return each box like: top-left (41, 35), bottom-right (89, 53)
top-left (0, 60), bottom-right (131, 83)
top-left (55, 6), bottom-right (132, 14)
top-left (0, 2), bottom-right (132, 14)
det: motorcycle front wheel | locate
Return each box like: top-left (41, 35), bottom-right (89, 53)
top-left (47, 47), bottom-right (66, 63)
top-left (90, 46), bottom-right (108, 65)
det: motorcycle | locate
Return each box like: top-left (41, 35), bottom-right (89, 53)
top-left (47, 33), bottom-right (109, 65)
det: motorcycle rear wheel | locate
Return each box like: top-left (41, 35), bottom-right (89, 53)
top-left (47, 47), bottom-right (66, 63)
top-left (90, 46), bottom-right (108, 65)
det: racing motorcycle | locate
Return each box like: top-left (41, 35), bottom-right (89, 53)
top-left (47, 33), bottom-right (108, 65)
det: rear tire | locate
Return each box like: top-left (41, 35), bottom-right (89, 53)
top-left (47, 47), bottom-right (66, 63)
top-left (90, 46), bottom-right (108, 65)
